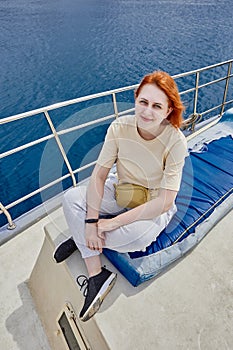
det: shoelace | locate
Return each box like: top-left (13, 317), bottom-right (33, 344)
top-left (76, 275), bottom-right (89, 297)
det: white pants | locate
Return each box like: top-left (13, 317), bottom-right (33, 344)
top-left (63, 173), bottom-right (177, 259)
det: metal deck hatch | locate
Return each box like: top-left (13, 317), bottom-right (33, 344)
top-left (57, 302), bottom-right (91, 350)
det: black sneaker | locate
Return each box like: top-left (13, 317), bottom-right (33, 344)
top-left (53, 237), bottom-right (78, 263)
top-left (77, 267), bottom-right (117, 322)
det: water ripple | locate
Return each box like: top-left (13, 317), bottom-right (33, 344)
top-left (0, 0), bottom-right (233, 226)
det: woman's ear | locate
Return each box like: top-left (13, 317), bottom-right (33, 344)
top-left (166, 107), bottom-right (173, 116)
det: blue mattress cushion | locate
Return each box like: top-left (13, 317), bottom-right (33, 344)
top-left (104, 133), bottom-right (233, 286)
top-left (129, 134), bottom-right (233, 257)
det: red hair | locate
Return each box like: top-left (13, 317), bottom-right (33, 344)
top-left (135, 71), bottom-right (185, 128)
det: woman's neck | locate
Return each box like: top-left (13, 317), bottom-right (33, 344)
top-left (137, 120), bottom-right (168, 140)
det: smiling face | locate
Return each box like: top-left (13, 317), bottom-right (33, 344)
top-left (135, 83), bottom-right (172, 139)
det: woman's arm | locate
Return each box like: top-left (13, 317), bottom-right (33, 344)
top-left (86, 164), bottom-right (110, 219)
top-left (97, 188), bottom-right (177, 235)
top-left (85, 164), bottom-right (110, 252)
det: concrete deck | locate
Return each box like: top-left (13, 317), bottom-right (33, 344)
top-left (0, 207), bottom-right (232, 350)
top-left (0, 217), bottom-right (51, 350)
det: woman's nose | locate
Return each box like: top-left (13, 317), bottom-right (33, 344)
top-left (144, 105), bottom-right (153, 116)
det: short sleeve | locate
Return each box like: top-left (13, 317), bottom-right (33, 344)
top-left (160, 137), bottom-right (188, 191)
top-left (96, 121), bottom-right (119, 168)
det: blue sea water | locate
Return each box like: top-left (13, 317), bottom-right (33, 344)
top-left (1, 0), bottom-right (233, 227)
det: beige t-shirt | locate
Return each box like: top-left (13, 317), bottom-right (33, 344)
top-left (97, 115), bottom-right (188, 194)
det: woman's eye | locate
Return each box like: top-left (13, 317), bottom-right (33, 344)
top-left (153, 104), bottom-right (162, 109)
top-left (139, 100), bottom-right (147, 106)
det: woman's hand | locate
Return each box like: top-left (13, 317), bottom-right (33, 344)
top-left (85, 223), bottom-right (105, 253)
top-left (97, 218), bottom-right (121, 239)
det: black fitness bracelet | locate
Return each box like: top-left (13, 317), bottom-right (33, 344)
top-left (85, 218), bottom-right (99, 224)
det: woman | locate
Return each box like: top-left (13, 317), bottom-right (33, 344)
top-left (54, 71), bottom-right (188, 322)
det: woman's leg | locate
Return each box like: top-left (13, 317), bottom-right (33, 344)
top-left (61, 178), bottom-right (121, 322)
top-left (62, 174), bottom-right (176, 261)
top-left (62, 174), bottom-right (126, 261)
top-left (61, 175), bottom-right (176, 321)
top-left (103, 204), bottom-right (176, 253)
top-left (84, 255), bottom-right (102, 277)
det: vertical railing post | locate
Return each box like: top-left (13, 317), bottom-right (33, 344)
top-left (0, 202), bottom-right (16, 230)
top-left (220, 61), bottom-right (232, 117)
top-left (112, 93), bottom-right (119, 118)
top-left (193, 71), bottom-right (200, 115)
top-left (44, 111), bottom-right (77, 187)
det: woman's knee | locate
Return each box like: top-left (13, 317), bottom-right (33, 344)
top-left (63, 186), bottom-right (87, 210)
top-left (129, 231), bottom-right (155, 252)
top-left (105, 222), bottom-right (156, 253)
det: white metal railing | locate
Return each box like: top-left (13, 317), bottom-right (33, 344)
top-left (1, 59), bottom-right (233, 229)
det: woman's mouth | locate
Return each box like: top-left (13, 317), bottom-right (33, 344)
top-left (141, 115), bottom-right (153, 122)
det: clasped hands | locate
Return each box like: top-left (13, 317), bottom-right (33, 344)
top-left (85, 218), bottom-right (120, 253)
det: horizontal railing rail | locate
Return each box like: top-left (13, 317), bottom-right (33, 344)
top-left (1, 59), bottom-right (233, 228)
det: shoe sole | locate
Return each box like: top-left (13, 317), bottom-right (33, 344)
top-left (80, 273), bottom-right (117, 322)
